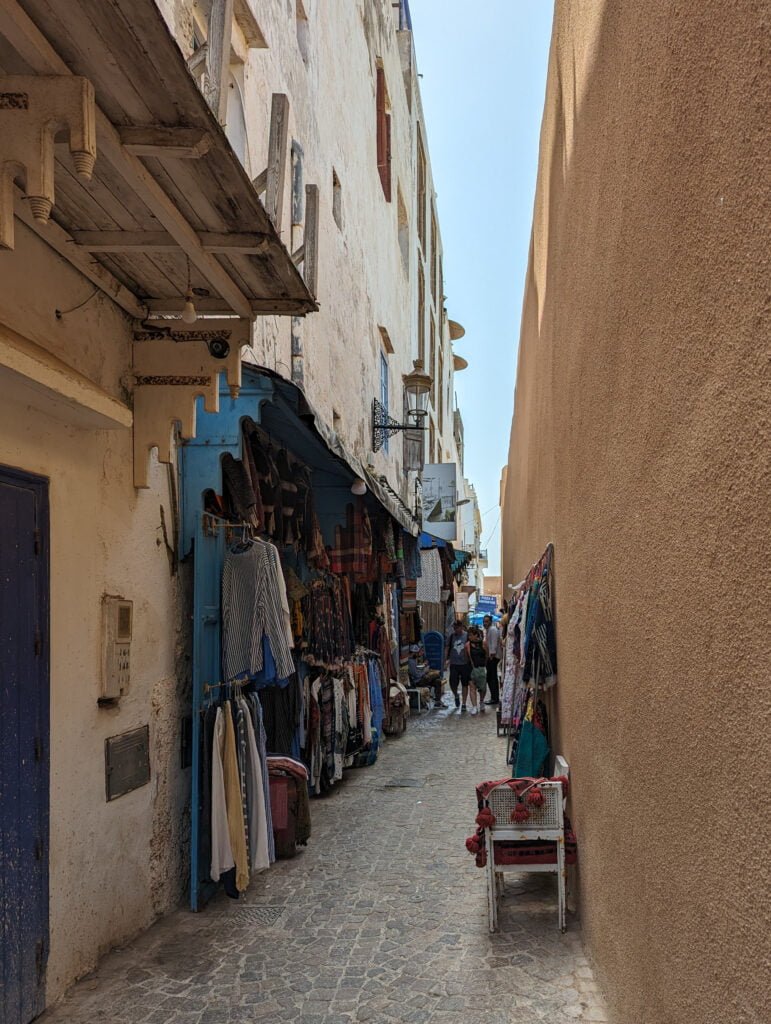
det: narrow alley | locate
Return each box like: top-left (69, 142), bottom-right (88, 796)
top-left (39, 707), bottom-right (604, 1024)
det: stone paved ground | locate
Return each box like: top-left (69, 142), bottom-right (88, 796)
top-left (40, 701), bottom-right (608, 1024)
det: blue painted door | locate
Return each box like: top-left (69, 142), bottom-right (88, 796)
top-left (0, 466), bottom-right (50, 1024)
top-left (190, 513), bottom-right (226, 910)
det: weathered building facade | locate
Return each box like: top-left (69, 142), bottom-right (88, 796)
top-left (501, 3), bottom-right (768, 1023)
top-left (0, 1), bottom-right (469, 1020)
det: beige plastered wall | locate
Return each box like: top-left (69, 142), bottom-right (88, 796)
top-left (0, 223), bottom-right (188, 1003)
top-left (161, 0), bottom-right (459, 491)
top-left (501, 3), bottom-right (769, 1023)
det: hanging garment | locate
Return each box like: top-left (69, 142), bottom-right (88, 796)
top-left (221, 454), bottom-right (261, 528)
top-left (248, 693), bottom-right (275, 863)
top-left (240, 421), bottom-right (264, 528)
top-left (210, 707), bottom-right (235, 883)
top-left (402, 531), bottom-right (422, 579)
top-left (239, 698), bottom-right (270, 872)
top-left (416, 547), bottom-right (442, 603)
top-left (258, 675), bottom-right (302, 757)
top-left (514, 717), bottom-right (550, 779)
top-left (248, 435), bottom-right (282, 538)
top-left (222, 702), bottom-right (250, 892)
top-left (368, 659), bottom-right (385, 736)
top-left (222, 541), bottom-right (295, 682)
top-left (200, 704), bottom-right (217, 881)
top-left (235, 702), bottom-right (251, 867)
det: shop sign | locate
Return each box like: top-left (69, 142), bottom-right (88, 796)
top-left (422, 462), bottom-right (457, 541)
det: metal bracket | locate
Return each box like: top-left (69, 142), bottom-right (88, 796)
top-left (372, 397), bottom-right (425, 453)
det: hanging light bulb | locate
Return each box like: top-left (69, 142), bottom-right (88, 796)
top-left (351, 478), bottom-right (367, 496)
top-left (181, 293), bottom-right (197, 324)
top-left (181, 257), bottom-right (197, 324)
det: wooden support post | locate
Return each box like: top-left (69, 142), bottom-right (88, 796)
top-left (265, 93), bottom-right (289, 234)
top-left (303, 183), bottom-right (319, 298)
top-left (205, 0), bottom-right (234, 124)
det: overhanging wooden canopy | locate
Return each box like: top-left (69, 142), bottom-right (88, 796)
top-left (0, 0), bottom-right (317, 319)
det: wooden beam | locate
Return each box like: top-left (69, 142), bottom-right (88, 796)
top-left (0, 0), bottom-right (255, 319)
top-left (200, 231), bottom-right (270, 254)
top-left (186, 43), bottom-right (207, 76)
top-left (291, 243), bottom-right (304, 265)
top-left (13, 189), bottom-right (147, 319)
top-left (145, 296), bottom-right (315, 316)
top-left (252, 168), bottom-right (267, 195)
top-left (303, 183), bottom-right (319, 298)
top-left (72, 230), bottom-right (270, 254)
top-left (117, 126), bottom-right (212, 159)
top-left (266, 93), bottom-right (289, 233)
top-left (72, 230), bottom-right (178, 252)
top-left (206, 0), bottom-right (234, 124)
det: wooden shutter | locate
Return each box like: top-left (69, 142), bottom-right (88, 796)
top-left (376, 68), bottom-right (391, 201)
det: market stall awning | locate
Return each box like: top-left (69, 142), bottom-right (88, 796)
top-left (0, 0), bottom-right (317, 318)
top-left (253, 368), bottom-right (418, 535)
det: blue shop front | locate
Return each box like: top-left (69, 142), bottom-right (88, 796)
top-left (178, 365), bottom-right (421, 909)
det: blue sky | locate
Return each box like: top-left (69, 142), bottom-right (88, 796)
top-left (408, 0), bottom-right (554, 575)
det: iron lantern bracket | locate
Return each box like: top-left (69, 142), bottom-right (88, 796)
top-left (371, 398), bottom-right (426, 453)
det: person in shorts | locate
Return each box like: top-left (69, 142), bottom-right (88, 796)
top-left (467, 624), bottom-right (488, 714)
top-left (445, 620), bottom-right (471, 712)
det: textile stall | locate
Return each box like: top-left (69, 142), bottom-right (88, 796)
top-left (181, 368), bottom-right (414, 909)
top-left (499, 543), bottom-right (558, 777)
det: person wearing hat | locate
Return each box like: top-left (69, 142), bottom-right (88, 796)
top-left (407, 644), bottom-right (443, 708)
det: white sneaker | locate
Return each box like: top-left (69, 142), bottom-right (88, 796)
top-left (470, 705), bottom-right (478, 716)
top-left (479, 703), bottom-right (486, 714)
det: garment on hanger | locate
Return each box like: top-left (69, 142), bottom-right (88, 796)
top-left (238, 697), bottom-right (270, 872)
top-left (210, 707), bottom-right (235, 883)
top-left (222, 702), bottom-right (249, 892)
top-left (416, 547), bottom-right (442, 603)
top-left (222, 540), bottom-right (295, 682)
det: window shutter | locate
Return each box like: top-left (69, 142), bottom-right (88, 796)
top-left (384, 113), bottom-right (392, 202)
top-left (376, 68), bottom-right (391, 201)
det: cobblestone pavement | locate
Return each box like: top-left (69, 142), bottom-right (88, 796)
top-left (40, 702), bottom-right (607, 1024)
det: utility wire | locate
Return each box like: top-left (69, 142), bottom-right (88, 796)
top-left (480, 512), bottom-right (501, 549)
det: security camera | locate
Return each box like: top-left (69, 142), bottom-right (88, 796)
top-left (208, 336), bottom-right (230, 360)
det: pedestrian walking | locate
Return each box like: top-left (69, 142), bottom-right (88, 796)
top-left (483, 613), bottom-right (501, 706)
top-left (445, 620), bottom-right (471, 712)
top-left (467, 625), bottom-right (488, 714)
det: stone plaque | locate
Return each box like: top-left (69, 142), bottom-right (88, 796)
top-left (105, 725), bottom-right (150, 801)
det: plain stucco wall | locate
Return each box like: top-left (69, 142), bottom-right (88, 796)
top-left (0, 224), bottom-right (188, 1003)
top-left (502, 3), bottom-right (769, 1023)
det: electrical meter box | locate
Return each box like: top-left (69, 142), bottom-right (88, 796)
top-left (101, 596), bottom-right (133, 701)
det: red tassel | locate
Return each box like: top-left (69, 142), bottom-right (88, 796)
top-left (511, 802), bottom-right (530, 823)
top-left (526, 786), bottom-right (544, 807)
top-left (475, 807), bottom-right (496, 829)
top-left (475, 849), bottom-right (487, 868)
top-left (465, 835), bottom-right (481, 854)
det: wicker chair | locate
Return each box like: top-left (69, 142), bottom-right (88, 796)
top-left (483, 780), bottom-right (567, 932)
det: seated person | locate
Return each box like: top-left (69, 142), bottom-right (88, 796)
top-left (407, 644), bottom-right (443, 707)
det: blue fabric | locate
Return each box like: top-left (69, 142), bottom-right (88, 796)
top-left (422, 631), bottom-right (445, 671)
top-left (252, 636), bottom-right (291, 689)
top-left (419, 531), bottom-right (446, 549)
top-left (514, 719), bottom-right (550, 778)
top-left (368, 660), bottom-right (385, 736)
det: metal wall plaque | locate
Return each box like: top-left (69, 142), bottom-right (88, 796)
top-left (105, 725), bottom-right (150, 801)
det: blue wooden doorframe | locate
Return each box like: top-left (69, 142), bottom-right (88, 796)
top-left (0, 465), bottom-right (50, 1024)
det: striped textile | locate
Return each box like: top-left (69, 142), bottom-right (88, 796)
top-left (222, 541), bottom-right (295, 682)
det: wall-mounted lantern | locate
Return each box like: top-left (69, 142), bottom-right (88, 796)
top-left (372, 359), bottom-right (432, 453)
